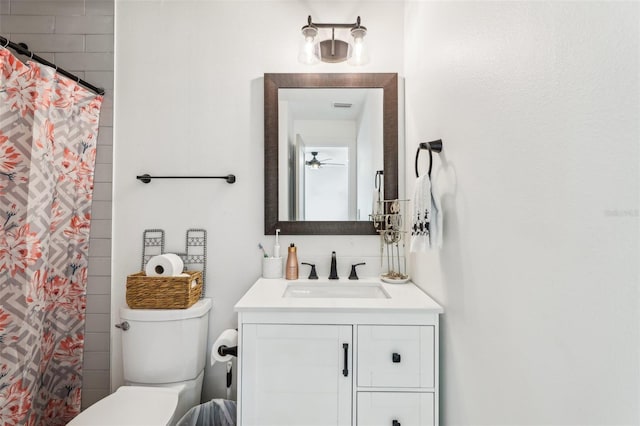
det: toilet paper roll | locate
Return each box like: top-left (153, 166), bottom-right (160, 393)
top-left (145, 253), bottom-right (184, 277)
top-left (211, 329), bottom-right (238, 366)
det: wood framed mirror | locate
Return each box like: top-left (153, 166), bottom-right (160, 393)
top-left (264, 73), bottom-right (398, 235)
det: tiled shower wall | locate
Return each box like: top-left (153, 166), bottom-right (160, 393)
top-left (0, 0), bottom-right (114, 409)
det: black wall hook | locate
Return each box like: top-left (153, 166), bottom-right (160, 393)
top-left (415, 139), bottom-right (443, 178)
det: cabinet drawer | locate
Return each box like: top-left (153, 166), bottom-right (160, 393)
top-left (357, 325), bottom-right (434, 388)
top-left (357, 392), bottom-right (434, 426)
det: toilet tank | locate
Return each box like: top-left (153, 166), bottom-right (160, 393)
top-left (120, 298), bottom-right (212, 384)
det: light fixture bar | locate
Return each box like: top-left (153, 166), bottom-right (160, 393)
top-left (306, 15), bottom-right (363, 29)
top-left (299, 16), bottom-right (368, 65)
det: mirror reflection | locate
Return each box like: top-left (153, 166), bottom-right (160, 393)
top-left (278, 88), bottom-right (383, 222)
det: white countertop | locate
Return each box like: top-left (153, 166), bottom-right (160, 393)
top-left (234, 277), bottom-right (443, 313)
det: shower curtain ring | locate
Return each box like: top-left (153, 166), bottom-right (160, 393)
top-left (2, 38), bottom-right (9, 48)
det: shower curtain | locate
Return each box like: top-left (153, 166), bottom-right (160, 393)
top-left (0, 48), bottom-right (102, 425)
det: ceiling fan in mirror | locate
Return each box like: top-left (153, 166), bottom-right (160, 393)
top-left (305, 151), bottom-right (345, 169)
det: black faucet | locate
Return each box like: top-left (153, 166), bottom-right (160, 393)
top-left (301, 262), bottom-right (318, 280)
top-left (349, 263), bottom-right (366, 280)
top-left (328, 251), bottom-right (339, 280)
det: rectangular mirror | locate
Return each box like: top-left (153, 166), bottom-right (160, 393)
top-left (265, 73), bottom-right (398, 235)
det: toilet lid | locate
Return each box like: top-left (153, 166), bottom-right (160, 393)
top-left (68, 386), bottom-right (179, 426)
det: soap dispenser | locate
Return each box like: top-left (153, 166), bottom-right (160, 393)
top-left (285, 243), bottom-right (298, 280)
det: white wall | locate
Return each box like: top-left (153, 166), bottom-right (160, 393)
top-left (404, 1), bottom-right (639, 425)
top-left (113, 0), bottom-right (404, 401)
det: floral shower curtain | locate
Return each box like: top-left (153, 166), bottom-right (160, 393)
top-left (0, 47), bottom-right (102, 425)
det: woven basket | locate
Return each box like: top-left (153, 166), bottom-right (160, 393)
top-left (126, 271), bottom-right (202, 309)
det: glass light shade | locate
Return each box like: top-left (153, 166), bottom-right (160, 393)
top-left (348, 28), bottom-right (369, 66)
top-left (298, 27), bottom-right (320, 65)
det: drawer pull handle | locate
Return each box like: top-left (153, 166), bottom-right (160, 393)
top-left (343, 343), bottom-right (349, 377)
top-left (392, 352), bottom-right (401, 363)
top-left (392, 420), bottom-right (401, 426)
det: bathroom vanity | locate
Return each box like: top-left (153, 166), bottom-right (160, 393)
top-left (235, 278), bottom-right (443, 426)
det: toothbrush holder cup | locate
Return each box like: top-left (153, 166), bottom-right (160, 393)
top-left (262, 257), bottom-right (283, 279)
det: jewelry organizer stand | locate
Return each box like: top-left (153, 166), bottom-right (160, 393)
top-left (371, 199), bottom-right (410, 283)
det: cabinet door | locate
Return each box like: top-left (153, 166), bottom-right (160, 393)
top-left (241, 324), bottom-right (352, 426)
top-left (357, 392), bottom-right (434, 426)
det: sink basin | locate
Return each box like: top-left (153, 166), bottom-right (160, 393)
top-left (283, 282), bottom-right (390, 299)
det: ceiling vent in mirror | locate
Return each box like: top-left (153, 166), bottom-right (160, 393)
top-left (298, 15), bottom-right (369, 66)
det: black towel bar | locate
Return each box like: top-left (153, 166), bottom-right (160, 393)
top-left (415, 140), bottom-right (443, 178)
top-left (136, 174), bottom-right (236, 184)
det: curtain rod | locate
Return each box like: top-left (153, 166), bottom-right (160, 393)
top-left (0, 35), bottom-right (105, 96)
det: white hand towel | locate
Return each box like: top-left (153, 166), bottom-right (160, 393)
top-left (410, 174), bottom-right (431, 252)
top-left (410, 172), bottom-right (443, 252)
top-left (430, 169), bottom-right (443, 249)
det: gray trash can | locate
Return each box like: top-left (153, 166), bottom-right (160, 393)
top-left (176, 399), bottom-right (236, 426)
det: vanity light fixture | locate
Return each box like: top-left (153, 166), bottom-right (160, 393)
top-left (298, 15), bottom-right (369, 65)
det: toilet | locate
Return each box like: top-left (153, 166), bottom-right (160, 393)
top-left (69, 298), bottom-right (212, 426)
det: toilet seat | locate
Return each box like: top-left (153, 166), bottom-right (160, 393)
top-left (67, 386), bottom-right (179, 426)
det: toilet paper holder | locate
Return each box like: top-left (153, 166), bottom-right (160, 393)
top-left (211, 329), bottom-right (238, 399)
top-left (217, 345), bottom-right (237, 358)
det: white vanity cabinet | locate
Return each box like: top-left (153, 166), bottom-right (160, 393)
top-left (235, 278), bottom-right (443, 426)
